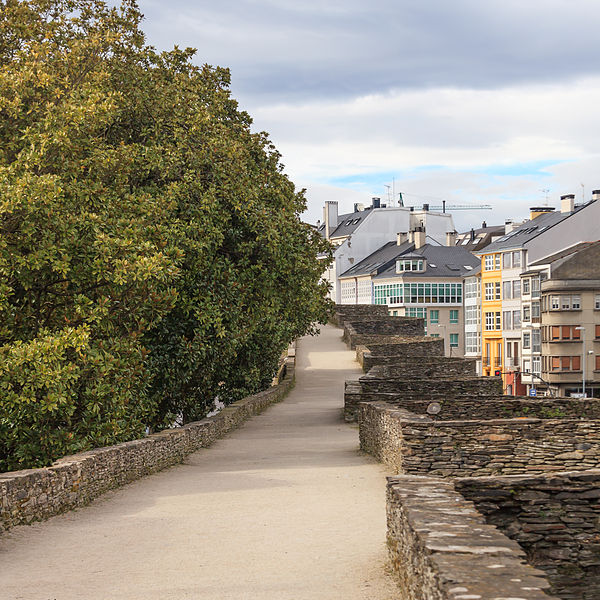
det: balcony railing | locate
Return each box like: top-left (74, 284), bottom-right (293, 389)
top-left (483, 357), bottom-right (490, 366)
top-left (494, 357), bottom-right (502, 367)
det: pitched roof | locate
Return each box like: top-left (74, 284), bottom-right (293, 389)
top-left (317, 211), bottom-right (367, 239)
top-left (374, 244), bottom-right (480, 279)
top-left (339, 241), bottom-right (413, 278)
top-left (476, 206), bottom-right (589, 254)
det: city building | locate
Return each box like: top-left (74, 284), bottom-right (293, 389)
top-left (463, 265), bottom-right (482, 372)
top-left (318, 199), bottom-right (454, 303)
top-left (476, 192), bottom-right (600, 392)
top-left (539, 241), bottom-right (600, 397)
top-left (338, 229), bottom-right (479, 356)
top-left (455, 222), bottom-right (506, 252)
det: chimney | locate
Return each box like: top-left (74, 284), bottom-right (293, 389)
top-left (560, 194), bottom-right (575, 214)
top-left (530, 206), bottom-right (555, 220)
top-left (354, 202), bottom-right (365, 213)
top-left (445, 230), bottom-right (457, 246)
top-left (422, 203), bottom-right (429, 212)
top-left (470, 228), bottom-right (475, 241)
top-left (413, 226), bottom-right (426, 249)
top-left (324, 201), bottom-right (338, 240)
top-left (372, 197), bottom-right (381, 209)
top-left (505, 220), bottom-right (514, 234)
top-left (397, 232), bottom-right (409, 246)
top-left (482, 221), bottom-right (487, 228)
top-left (592, 190), bottom-right (600, 202)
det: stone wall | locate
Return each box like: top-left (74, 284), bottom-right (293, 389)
top-left (342, 318), bottom-right (425, 349)
top-left (359, 401), bottom-right (600, 477)
top-left (0, 354), bottom-right (296, 533)
top-left (356, 338), bottom-right (445, 370)
top-left (365, 360), bottom-right (478, 379)
top-left (377, 394), bottom-right (600, 422)
top-left (456, 471), bottom-right (600, 599)
top-left (386, 475), bottom-right (556, 600)
top-left (345, 375), bottom-right (502, 422)
top-left (332, 304), bottom-right (389, 328)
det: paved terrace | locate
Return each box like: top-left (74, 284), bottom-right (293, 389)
top-left (0, 325), bottom-right (397, 600)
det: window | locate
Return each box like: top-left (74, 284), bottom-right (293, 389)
top-left (523, 332), bottom-right (531, 349)
top-left (495, 282), bottom-right (501, 299)
top-left (532, 329), bottom-right (541, 353)
top-left (406, 307), bottom-right (427, 322)
top-left (485, 282), bottom-right (495, 301)
top-left (495, 312), bottom-right (501, 330)
top-left (503, 253), bottom-right (512, 269)
top-left (484, 255), bottom-right (494, 270)
top-left (374, 282), bottom-right (463, 305)
top-left (503, 281), bottom-right (512, 299)
top-left (512, 251), bottom-right (521, 267)
top-left (450, 333), bottom-right (459, 347)
top-left (596, 294), bottom-right (600, 310)
top-left (465, 279), bottom-right (480, 299)
top-left (532, 356), bottom-right (541, 374)
top-left (551, 296), bottom-right (560, 310)
top-left (561, 296), bottom-right (571, 310)
top-left (485, 312), bottom-right (495, 331)
top-left (465, 332), bottom-right (480, 354)
top-left (549, 356), bottom-right (581, 371)
top-left (397, 259), bottom-right (425, 272)
top-left (495, 254), bottom-right (501, 270)
top-left (523, 305), bottom-right (531, 322)
top-left (513, 310), bottom-right (521, 328)
top-left (596, 324), bottom-right (600, 339)
top-left (503, 311), bottom-right (512, 330)
top-left (532, 301), bottom-right (540, 319)
top-left (532, 277), bottom-right (541, 298)
top-left (430, 333), bottom-right (440, 338)
top-left (596, 355), bottom-right (600, 371)
top-left (430, 309), bottom-right (439, 324)
top-left (572, 295), bottom-right (581, 310)
top-left (523, 279), bottom-right (530, 295)
top-left (465, 306), bottom-right (478, 325)
top-left (523, 359), bottom-right (531, 374)
top-left (546, 325), bottom-right (581, 341)
top-left (512, 280), bottom-right (521, 299)
top-left (450, 310), bottom-right (459, 324)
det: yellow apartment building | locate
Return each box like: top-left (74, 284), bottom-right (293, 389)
top-left (480, 251), bottom-right (503, 377)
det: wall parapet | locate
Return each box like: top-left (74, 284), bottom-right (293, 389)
top-left (387, 475), bottom-right (556, 600)
top-left (0, 352), bottom-right (296, 533)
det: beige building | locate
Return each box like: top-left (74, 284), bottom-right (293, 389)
top-left (540, 242), bottom-right (600, 397)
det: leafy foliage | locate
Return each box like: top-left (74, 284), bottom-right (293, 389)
top-left (0, 0), bottom-right (332, 471)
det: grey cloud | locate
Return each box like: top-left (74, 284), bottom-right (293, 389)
top-left (138, 0), bottom-right (600, 102)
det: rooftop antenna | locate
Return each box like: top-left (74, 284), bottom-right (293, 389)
top-left (581, 183), bottom-right (585, 203)
top-left (540, 188), bottom-right (550, 206)
top-left (384, 184), bottom-right (392, 206)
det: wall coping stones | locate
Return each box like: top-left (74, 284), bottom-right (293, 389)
top-left (387, 475), bottom-right (557, 599)
top-left (0, 350), bottom-right (296, 533)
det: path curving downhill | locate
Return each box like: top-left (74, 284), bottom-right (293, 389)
top-left (0, 324), bottom-right (398, 600)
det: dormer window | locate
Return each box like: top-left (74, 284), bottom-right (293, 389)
top-left (396, 259), bottom-right (425, 273)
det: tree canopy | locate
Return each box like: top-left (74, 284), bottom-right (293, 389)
top-left (0, 0), bottom-right (332, 471)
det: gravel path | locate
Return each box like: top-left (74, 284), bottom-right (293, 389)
top-left (0, 324), bottom-right (398, 600)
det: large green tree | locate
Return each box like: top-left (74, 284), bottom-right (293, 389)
top-left (0, 0), bottom-right (331, 471)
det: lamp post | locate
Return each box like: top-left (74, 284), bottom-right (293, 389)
top-left (575, 326), bottom-right (586, 397)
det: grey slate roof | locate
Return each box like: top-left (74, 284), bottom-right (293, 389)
top-left (339, 241), bottom-right (479, 279)
top-left (317, 211), bottom-right (366, 239)
top-left (374, 245), bottom-right (480, 279)
top-left (339, 241), bottom-right (413, 278)
top-left (476, 206), bottom-right (589, 254)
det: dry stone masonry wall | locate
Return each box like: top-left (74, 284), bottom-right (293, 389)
top-left (337, 305), bottom-right (600, 599)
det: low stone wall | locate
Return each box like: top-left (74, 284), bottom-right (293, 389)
top-left (343, 318), bottom-right (424, 349)
top-left (377, 394), bottom-right (600, 422)
top-left (0, 355), bottom-right (296, 533)
top-left (356, 338), bottom-right (445, 370)
top-left (345, 376), bottom-right (502, 421)
top-left (359, 401), bottom-right (600, 477)
top-left (456, 471), bottom-right (600, 599)
top-left (365, 360), bottom-right (478, 380)
top-left (387, 475), bottom-right (556, 600)
top-left (332, 304), bottom-right (389, 328)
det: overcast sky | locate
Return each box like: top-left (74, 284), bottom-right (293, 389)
top-left (136, 0), bottom-right (600, 231)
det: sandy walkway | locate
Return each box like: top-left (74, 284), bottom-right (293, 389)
top-left (0, 324), bottom-right (398, 600)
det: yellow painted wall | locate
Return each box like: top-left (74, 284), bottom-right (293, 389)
top-left (480, 252), bottom-right (503, 378)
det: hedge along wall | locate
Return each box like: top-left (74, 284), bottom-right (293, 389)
top-left (0, 351), bottom-right (296, 533)
top-left (455, 470), bottom-right (600, 600)
top-left (386, 474), bottom-right (556, 600)
top-left (359, 401), bottom-right (600, 477)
